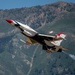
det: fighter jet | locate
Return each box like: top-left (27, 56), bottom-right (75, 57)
top-left (6, 19), bottom-right (68, 53)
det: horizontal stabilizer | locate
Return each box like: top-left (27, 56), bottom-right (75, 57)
top-left (61, 46), bottom-right (68, 50)
top-left (53, 37), bottom-right (63, 41)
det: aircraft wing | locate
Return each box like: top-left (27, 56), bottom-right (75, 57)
top-left (38, 34), bottom-right (63, 41)
top-left (26, 37), bottom-right (38, 44)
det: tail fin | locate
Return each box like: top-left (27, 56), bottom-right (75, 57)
top-left (51, 32), bottom-right (66, 46)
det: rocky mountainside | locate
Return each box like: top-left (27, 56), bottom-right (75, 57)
top-left (0, 1), bottom-right (75, 32)
top-left (0, 1), bottom-right (75, 75)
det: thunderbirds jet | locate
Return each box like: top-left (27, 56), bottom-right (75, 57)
top-left (6, 19), bottom-right (68, 53)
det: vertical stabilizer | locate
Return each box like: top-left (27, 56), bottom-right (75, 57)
top-left (51, 32), bottom-right (66, 46)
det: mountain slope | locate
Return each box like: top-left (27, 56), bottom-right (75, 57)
top-left (0, 1), bottom-right (75, 75)
top-left (31, 12), bottom-right (75, 75)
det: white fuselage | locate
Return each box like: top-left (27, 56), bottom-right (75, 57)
top-left (11, 21), bottom-right (38, 37)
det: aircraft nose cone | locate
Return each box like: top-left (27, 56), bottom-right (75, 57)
top-left (6, 19), bottom-right (13, 23)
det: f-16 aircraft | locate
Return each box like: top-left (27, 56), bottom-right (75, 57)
top-left (6, 19), bottom-right (68, 53)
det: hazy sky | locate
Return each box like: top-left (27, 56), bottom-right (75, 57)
top-left (0, 0), bottom-right (75, 9)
